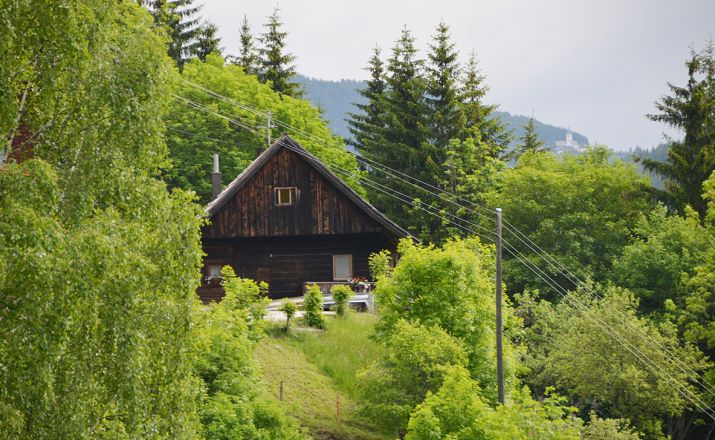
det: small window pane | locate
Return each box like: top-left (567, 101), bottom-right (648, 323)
top-left (275, 187), bottom-right (297, 206)
top-left (333, 255), bottom-right (352, 280)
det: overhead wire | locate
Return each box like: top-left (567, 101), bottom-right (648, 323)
top-left (173, 77), bottom-right (715, 404)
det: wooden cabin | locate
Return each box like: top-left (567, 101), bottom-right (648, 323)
top-left (197, 135), bottom-right (410, 302)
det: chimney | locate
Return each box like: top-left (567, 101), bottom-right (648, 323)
top-left (211, 153), bottom-right (222, 199)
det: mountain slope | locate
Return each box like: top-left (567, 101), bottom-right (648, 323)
top-left (296, 74), bottom-right (589, 148)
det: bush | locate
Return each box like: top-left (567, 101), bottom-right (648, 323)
top-left (330, 285), bottom-right (352, 317)
top-left (356, 319), bottom-right (468, 435)
top-left (303, 284), bottom-right (326, 329)
top-left (279, 299), bottom-right (298, 329)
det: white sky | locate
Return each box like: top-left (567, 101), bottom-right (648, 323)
top-left (202, 0), bottom-right (715, 150)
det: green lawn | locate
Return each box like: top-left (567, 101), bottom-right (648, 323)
top-left (255, 314), bottom-right (389, 440)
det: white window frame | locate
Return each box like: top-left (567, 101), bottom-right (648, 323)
top-left (332, 254), bottom-right (353, 281)
top-left (274, 187), bottom-right (298, 206)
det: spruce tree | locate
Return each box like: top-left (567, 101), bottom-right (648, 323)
top-left (195, 22), bottom-right (222, 62)
top-left (258, 7), bottom-right (302, 98)
top-left (460, 52), bottom-right (511, 157)
top-left (142, 0), bottom-right (202, 67)
top-left (639, 42), bottom-right (715, 218)
top-left (374, 27), bottom-right (431, 232)
top-left (234, 15), bottom-right (260, 75)
top-left (516, 114), bottom-right (548, 157)
top-left (426, 21), bottom-right (464, 155)
top-left (347, 46), bottom-right (387, 158)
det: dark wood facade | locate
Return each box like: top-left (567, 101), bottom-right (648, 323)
top-left (198, 135), bottom-right (409, 302)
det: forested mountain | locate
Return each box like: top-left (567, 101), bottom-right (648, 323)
top-left (296, 74), bottom-right (590, 148)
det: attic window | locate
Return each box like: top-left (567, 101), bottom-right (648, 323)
top-left (275, 187), bottom-right (298, 206)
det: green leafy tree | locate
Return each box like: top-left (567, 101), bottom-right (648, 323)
top-left (639, 42), bottom-right (715, 219)
top-left (279, 298), bottom-right (298, 329)
top-left (195, 22), bottom-right (222, 62)
top-left (142, 0), bottom-right (202, 67)
top-left (166, 54), bottom-right (364, 204)
top-left (613, 204), bottom-right (710, 315)
top-left (486, 147), bottom-right (653, 299)
top-left (357, 320), bottom-right (468, 436)
top-left (582, 414), bottom-right (643, 440)
top-left (303, 284), bottom-right (326, 329)
top-left (258, 6), bottom-right (302, 98)
top-left (405, 366), bottom-right (583, 440)
top-left (233, 14), bottom-right (260, 75)
top-left (374, 238), bottom-right (521, 400)
top-left (330, 284), bottom-right (352, 317)
top-left (194, 272), bottom-right (308, 439)
top-left (516, 285), bottom-right (705, 439)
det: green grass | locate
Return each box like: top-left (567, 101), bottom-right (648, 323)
top-left (289, 313), bottom-right (385, 397)
top-left (256, 314), bottom-right (389, 440)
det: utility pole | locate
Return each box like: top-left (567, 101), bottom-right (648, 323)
top-left (266, 110), bottom-right (272, 147)
top-left (495, 207), bottom-right (505, 404)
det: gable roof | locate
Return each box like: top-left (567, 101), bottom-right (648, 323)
top-left (206, 134), bottom-right (410, 239)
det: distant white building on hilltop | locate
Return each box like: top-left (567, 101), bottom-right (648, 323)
top-left (553, 130), bottom-right (584, 155)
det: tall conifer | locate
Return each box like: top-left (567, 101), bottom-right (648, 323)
top-left (235, 15), bottom-right (260, 75)
top-left (426, 21), bottom-right (464, 154)
top-left (347, 46), bottom-right (386, 158)
top-left (195, 23), bottom-right (221, 62)
top-left (460, 52), bottom-right (511, 157)
top-left (259, 7), bottom-right (302, 98)
top-left (640, 42), bottom-right (715, 218)
top-left (143, 0), bottom-right (202, 67)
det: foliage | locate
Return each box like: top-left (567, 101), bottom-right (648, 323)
top-left (405, 366), bottom-right (582, 440)
top-left (613, 204), bottom-right (710, 315)
top-left (330, 284), bottom-right (352, 317)
top-left (166, 54), bottom-right (364, 204)
top-left (258, 6), bottom-right (302, 98)
top-left (0, 2), bottom-right (206, 437)
top-left (346, 22), bottom-right (510, 241)
top-left (0, 158), bottom-right (205, 438)
top-left (303, 284), bottom-right (326, 329)
top-left (582, 414), bottom-right (642, 440)
top-left (279, 299), bottom-right (298, 329)
top-left (142, 0), bottom-right (203, 67)
top-left (356, 320), bottom-right (468, 436)
top-left (194, 274), bottom-right (307, 440)
top-left (374, 238), bottom-right (521, 397)
top-left (512, 114), bottom-right (548, 159)
top-left (195, 22), bottom-right (222, 62)
top-left (233, 15), bottom-right (260, 75)
top-left (515, 284), bottom-right (705, 439)
top-left (486, 147), bottom-right (653, 299)
top-left (639, 41), bottom-right (715, 219)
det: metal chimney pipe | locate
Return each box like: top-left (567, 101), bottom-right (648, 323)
top-left (211, 153), bottom-right (222, 199)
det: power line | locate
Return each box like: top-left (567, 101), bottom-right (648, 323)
top-left (276, 138), bottom-right (715, 418)
top-left (173, 78), bottom-right (715, 403)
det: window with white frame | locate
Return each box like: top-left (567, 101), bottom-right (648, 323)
top-left (333, 254), bottom-right (353, 281)
top-left (274, 187), bottom-right (298, 206)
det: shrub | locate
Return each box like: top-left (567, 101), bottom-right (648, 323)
top-left (279, 299), bottom-right (298, 329)
top-left (330, 285), bottom-right (352, 317)
top-left (303, 284), bottom-right (326, 329)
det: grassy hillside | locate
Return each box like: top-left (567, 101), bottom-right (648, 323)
top-left (255, 315), bottom-right (388, 440)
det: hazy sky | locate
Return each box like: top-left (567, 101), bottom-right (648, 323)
top-left (202, 0), bottom-right (714, 150)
